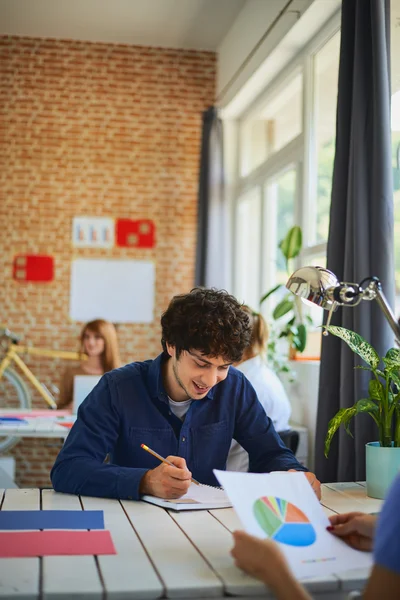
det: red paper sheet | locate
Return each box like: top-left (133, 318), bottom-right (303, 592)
top-left (0, 530), bottom-right (116, 558)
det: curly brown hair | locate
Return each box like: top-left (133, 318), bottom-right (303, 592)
top-left (161, 288), bottom-right (251, 363)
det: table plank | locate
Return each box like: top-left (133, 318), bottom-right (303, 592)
top-left (170, 510), bottom-right (270, 597)
top-left (80, 494), bottom-right (163, 599)
top-left (41, 490), bottom-right (103, 600)
top-left (323, 483), bottom-right (383, 514)
top-left (0, 489), bottom-right (40, 600)
top-left (122, 500), bottom-right (223, 598)
top-left (208, 508), bottom-right (241, 532)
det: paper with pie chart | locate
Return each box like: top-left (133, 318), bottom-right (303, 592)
top-left (254, 496), bottom-right (316, 546)
top-left (213, 470), bottom-right (373, 580)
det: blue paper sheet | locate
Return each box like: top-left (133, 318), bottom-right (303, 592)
top-left (0, 417), bottom-right (28, 423)
top-left (0, 510), bottom-right (105, 530)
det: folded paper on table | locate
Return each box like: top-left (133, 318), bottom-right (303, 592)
top-left (141, 482), bottom-right (231, 511)
top-left (213, 470), bottom-right (373, 581)
top-left (0, 510), bottom-right (105, 530)
top-left (0, 530), bottom-right (116, 557)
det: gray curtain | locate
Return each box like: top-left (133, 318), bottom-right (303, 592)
top-left (315, 0), bottom-right (395, 482)
top-left (195, 107), bottom-right (228, 288)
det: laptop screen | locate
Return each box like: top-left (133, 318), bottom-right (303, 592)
top-left (72, 375), bottom-right (102, 414)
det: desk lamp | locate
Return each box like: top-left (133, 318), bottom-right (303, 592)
top-left (285, 266), bottom-right (400, 344)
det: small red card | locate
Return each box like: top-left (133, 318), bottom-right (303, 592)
top-left (115, 219), bottom-right (155, 248)
top-left (13, 255), bottom-right (54, 282)
top-left (0, 530), bottom-right (116, 558)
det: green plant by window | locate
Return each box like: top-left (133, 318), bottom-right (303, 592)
top-left (260, 225), bottom-right (312, 354)
top-left (324, 325), bottom-right (400, 457)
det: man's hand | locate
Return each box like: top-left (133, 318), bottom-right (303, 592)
top-left (327, 512), bottom-right (377, 551)
top-left (288, 470), bottom-right (321, 500)
top-left (139, 455), bottom-right (192, 499)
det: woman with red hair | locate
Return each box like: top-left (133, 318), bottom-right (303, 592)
top-left (57, 319), bottom-right (120, 410)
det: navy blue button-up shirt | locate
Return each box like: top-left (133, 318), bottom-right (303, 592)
top-left (51, 353), bottom-right (306, 500)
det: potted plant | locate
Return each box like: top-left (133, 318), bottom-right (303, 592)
top-left (261, 225), bottom-right (312, 360)
top-left (324, 325), bottom-right (400, 499)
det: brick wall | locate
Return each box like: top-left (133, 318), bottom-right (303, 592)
top-left (0, 36), bottom-right (216, 487)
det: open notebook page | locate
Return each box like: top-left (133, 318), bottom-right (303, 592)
top-left (141, 482), bottom-right (232, 511)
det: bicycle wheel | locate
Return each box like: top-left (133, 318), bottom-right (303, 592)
top-left (0, 367), bottom-right (31, 453)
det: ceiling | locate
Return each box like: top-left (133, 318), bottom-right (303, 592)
top-left (0, 0), bottom-right (246, 50)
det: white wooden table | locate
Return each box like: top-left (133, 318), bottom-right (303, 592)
top-left (0, 483), bottom-right (381, 599)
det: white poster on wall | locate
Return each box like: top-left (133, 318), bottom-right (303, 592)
top-left (72, 217), bottom-right (114, 248)
top-left (70, 259), bottom-right (155, 323)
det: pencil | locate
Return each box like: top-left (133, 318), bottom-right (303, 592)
top-left (140, 443), bottom-right (200, 485)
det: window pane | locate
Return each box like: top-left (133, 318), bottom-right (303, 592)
top-left (262, 167), bottom-right (297, 317)
top-left (234, 188), bottom-right (261, 309)
top-left (315, 31), bottom-right (341, 242)
top-left (241, 72), bottom-right (303, 176)
top-left (270, 168), bottom-right (297, 286)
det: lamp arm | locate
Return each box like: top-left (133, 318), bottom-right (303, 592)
top-left (374, 287), bottom-right (400, 345)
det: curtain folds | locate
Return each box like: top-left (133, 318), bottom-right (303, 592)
top-left (315, 0), bottom-right (395, 482)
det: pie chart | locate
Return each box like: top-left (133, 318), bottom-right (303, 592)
top-left (253, 496), bottom-right (316, 547)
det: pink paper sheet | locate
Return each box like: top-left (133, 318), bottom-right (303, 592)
top-left (0, 530), bottom-right (116, 558)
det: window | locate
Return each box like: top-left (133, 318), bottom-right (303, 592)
top-left (231, 15), bottom-right (341, 360)
top-left (267, 167), bottom-right (297, 286)
top-left (240, 72), bottom-right (303, 177)
top-left (314, 31), bottom-right (341, 243)
top-left (234, 188), bottom-right (262, 309)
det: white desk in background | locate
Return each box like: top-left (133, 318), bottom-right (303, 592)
top-left (0, 410), bottom-right (75, 439)
top-left (0, 482), bottom-right (381, 600)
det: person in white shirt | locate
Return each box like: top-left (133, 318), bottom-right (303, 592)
top-left (226, 306), bottom-right (292, 472)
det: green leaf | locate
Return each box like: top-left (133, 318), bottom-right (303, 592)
top-left (390, 370), bottom-right (400, 391)
top-left (355, 399), bottom-right (379, 426)
top-left (273, 298), bottom-right (294, 320)
top-left (260, 284), bottom-right (282, 304)
top-left (355, 398), bottom-right (378, 412)
top-left (324, 406), bottom-right (357, 457)
top-left (324, 326), bottom-right (380, 369)
top-left (295, 323), bottom-right (307, 353)
top-left (383, 348), bottom-right (400, 369)
top-left (368, 379), bottom-right (385, 403)
top-left (279, 226), bottom-right (302, 262)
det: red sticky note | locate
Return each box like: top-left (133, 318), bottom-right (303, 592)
top-left (0, 530), bottom-right (116, 558)
top-left (13, 255), bottom-right (54, 282)
top-left (115, 219), bottom-right (155, 248)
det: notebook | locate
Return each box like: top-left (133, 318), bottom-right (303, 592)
top-left (73, 375), bottom-right (101, 414)
top-left (141, 482), bottom-right (232, 511)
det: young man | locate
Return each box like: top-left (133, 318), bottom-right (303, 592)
top-left (51, 288), bottom-right (320, 501)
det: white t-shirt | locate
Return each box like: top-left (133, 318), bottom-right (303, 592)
top-left (226, 355), bottom-right (292, 472)
top-left (168, 397), bottom-right (192, 421)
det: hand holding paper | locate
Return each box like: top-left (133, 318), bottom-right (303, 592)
top-left (214, 470), bottom-right (373, 581)
top-left (328, 512), bottom-right (377, 551)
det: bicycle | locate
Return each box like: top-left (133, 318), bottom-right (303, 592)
top-left (0, 327), bottom-right (82, 452)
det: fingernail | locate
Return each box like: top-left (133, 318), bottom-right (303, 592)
top-left (326, 526), bottom-right (334, 531)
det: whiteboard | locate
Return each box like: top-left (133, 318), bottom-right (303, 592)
top-left (70, 259), bottom-right (155, 323)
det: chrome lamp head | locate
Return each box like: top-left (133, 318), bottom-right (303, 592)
top-left (286, 266), bottom-right (400, 343)
top-left (286, 266), bottom-right (340, 310)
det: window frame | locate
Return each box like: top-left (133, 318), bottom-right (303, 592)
top-left (231, 12), bottom-right (341, 309)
